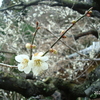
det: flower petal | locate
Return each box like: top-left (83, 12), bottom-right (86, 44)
top-left (18, 64), bottom-right (31, 74)
top-left (41, 63), bottom-right (48, 70)
top-left (29, 52), bottom-right (49, 76)
top-left (32, 67), bottom-right (42, 76)
top-left (24, 66), bottom-right (31, 74)
top-left (40, 56), bottom-right (48, 61)
top-left (38, 52), bottom-right (43, 56)
top-left (15, 55), bottom-right (29, 62)
top-left (18, 64), bottom-right (24, 71)
top-left (33, 52), bottom-right (43, 57)
top-left (28, 60), bottom-right (34, 68)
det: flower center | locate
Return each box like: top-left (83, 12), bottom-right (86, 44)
top-left (34, 59), bottom-right (42, 67)
top-left (22, 58), bottom-right (29, 69)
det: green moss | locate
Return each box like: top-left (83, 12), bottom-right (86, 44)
top-left (90, 93), bottom-right (97, 98)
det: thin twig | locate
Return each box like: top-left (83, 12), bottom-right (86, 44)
top-left (42, 7), bottom-right (93, 56)
top-left (43, 27), bottom-right (88, 58)
top-left (29, 24), bottom-right (39, 60)
top-left (0, 50), bottom-right (16, 54)
top-left (0, 63), bottom-right (17, 68)
top-left (73, 60), bottom-right (95, 81)
top-left (73, 52), bottom-right (100, 80)
top-left (64, 58), bottom-right (100, 61)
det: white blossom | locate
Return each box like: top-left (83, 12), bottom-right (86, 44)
top-left (29, 52), bottom-right (49, 76)
top-left (15, 52), bottom-right (49, 76)
top-left (15, 55), bottom-right (31, 74)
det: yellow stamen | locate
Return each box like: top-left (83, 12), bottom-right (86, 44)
top-left (34, 53), bottom-right (39, 56)
top-left (34, 59), bottom-right (42, 67)
top-left (22, 59), bottom-right (29, 69)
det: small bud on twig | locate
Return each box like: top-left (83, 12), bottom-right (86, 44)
top-left (62, 35), bottom-right (67, 38)
top-left (86, 10), bottom-right (92, 17)
top-left (49, 48), bottom-right (57, 54)
top-left (60, 30), bottom-right (65, 34)
top-left (36, 22), bottom-right (38, 27)
top-left (60, 30), bottom-right (67, 38)
top-left (26, 43), bottom-right (36, 49)
top-left (86, 14), bottom-right (91, 17)
top-left (37, 27), bottom-right (41, 30)
top-left (71, 20), bottom-right (76, 24)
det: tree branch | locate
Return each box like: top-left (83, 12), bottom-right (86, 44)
top-left (53, 0), bottom-right (100, 17)
top-left (84, 65), bottom-right (100, 99)
top-left (0, 0), bottom-right (41, 11)
top-left (0, 0), bottom-right (100, 17)
top-left (0, 70), bottom-right (86, 99)
top-left (0, 71), bottom-right (56, 98)
top-left (1, 65), bottom-right (100, 99)
top-left (0, 50), bottom-right (16, 54)
top-left (74, 29), bottom-right (98, 40)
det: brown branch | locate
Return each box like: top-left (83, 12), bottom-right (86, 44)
top-left (84, 65), bottom-right (100, 99)
top-left (53, 0), bottom-right (98, 10)
top-left (0, 0), bottom-right (41, 11)
top-left (51, 0), bottom-right (100, 18)
top-left (74, 29), bottom-right (98, 40)
top-left (53, 0), bottom-right (92, 9)
top-left (0, 0), bottom-right (100, 18)
top-left (0, 66), bottom-right (100, 99)
top-left (0, 50), bottom-right (16, 54)
top-left (0, 0), bottom-right (96, 11)
top-left (0, 63), bottom-right (17, 68)
top-left (0, 70), bottom-right (87, 99)
top-left (0, 71), bottom-right (56, 98)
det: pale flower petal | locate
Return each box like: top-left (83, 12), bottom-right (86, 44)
top-left (18, 64), bottom-right (24, 71)
top-left (41, 63), bottom-right (48, 70)
top-left (16, 52), bottom-right (49, 76)
top-left (24, 66), bottom-right (32, 74)
top-left (18, 63), bottom-right (31, 74)
top-left (15, 55), bottom-right (29, 62)
top-left (37, 52), bottom-right (43, 56)
top-left (40, 56), bottom-right (48, 61)
top-left (32, 56), bottom-right (41, 60)
top-left (18, 64), bottom-right (31, 74)
top-left (15, 54), bottom-right (31, 74)
top-left (28, 60), bottom-right (33, 67)
top-left (32, 67), bottom-right (43, 76)
top-left (30, 53), bottom-right (49, 76)
top-left (33, 52), bottom-right (43, 57)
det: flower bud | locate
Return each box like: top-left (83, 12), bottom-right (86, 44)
top-left (53, 49), bottom-right (57, 54)
top-left (60, 30), bottom-right (66, 38)
top-left (71, 20), bottom-right (76, 24)
top-left (62, 35), bottom-right (67, 38)
top-left (26, 43), bottom-right (36, 49)
top-left (26, 43), bottom-right (31, 49)
top-left (36, 22), bottom-right (38, 26)
top-left (86, 14), bottom-right (91, 17)
top-left (37, 27), bottom-right (41, 29)
top-left (85, 10), bottom-right (92, 17)
top-left (60, 30), bottom-right (65, 35)
top-left (49, 48), bottom-right (57, 54)
top-left (31, 45), bottom-right (36, 49)
top-left (87, 10), bottom-right (92, 14)
top-left (49, 48), bottom-right (53, 53)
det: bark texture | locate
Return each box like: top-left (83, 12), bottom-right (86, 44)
top-left (0, 66), bottom-right (100, 100)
